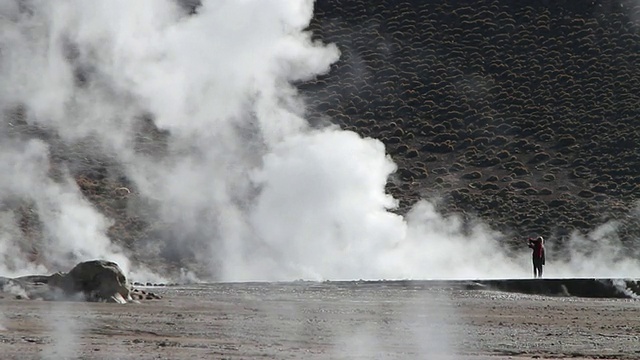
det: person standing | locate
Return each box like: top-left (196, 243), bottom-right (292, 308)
top-left (528, 236), bottom-right (545, 278)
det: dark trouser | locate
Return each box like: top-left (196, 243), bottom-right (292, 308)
top-left (533, 258), bottom-right (544, 278)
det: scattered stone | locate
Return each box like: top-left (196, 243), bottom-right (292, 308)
top-left (131, 288), bottom-right (162, 301)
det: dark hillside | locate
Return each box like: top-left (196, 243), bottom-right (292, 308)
top-left (3, 0), bottom-right (639, 271)
top-left (300, 0), bottom-right (640, 246)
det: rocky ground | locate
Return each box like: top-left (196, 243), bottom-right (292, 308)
top-left (300, 0), bottom-right (640, 247)
top-left (1, 282), bottom-right (639, 359)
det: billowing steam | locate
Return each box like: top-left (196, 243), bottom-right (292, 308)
top-left (0, 140), bottom-right (130, 276)
top-left (0, 0), bottom-right (638, 282)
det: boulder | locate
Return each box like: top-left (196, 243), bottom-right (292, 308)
top-left (3, 260), bottom-right (161, 303)
top-left (51, 260), bottom-right (132, 303)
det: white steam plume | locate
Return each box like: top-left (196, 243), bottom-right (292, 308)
top-left (0, 139), bottom-right (131, 277)
top-left (0, 0), bottom-right (639, 282)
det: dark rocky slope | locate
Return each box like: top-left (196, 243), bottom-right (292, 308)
top-left (300, 0), bottom-right (640, 247)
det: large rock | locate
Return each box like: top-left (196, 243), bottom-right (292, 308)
top-left (4, 260), bottom-right (161, 303)
top-left (50, 260), bottom-right (132, 303)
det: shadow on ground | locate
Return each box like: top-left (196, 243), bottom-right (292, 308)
top-left (322, 278), bottom-right (640, 299)
top-left (468, 278), bottom-right (640, 298)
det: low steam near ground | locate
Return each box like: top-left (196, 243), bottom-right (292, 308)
top-left (0, 0), bottom-right (639, 283)
top-left (41, 303), bottom-right (85, 360)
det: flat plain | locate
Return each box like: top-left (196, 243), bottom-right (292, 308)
top-left (1, 282), bottom-right (639, 359)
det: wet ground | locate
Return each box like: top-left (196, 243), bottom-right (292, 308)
top-left (1, 281), bottom-right (639, 359)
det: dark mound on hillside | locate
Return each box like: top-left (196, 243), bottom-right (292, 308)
top-left (300, 0), bottom-right (640, 249)
top-left (319, 278), bottom-right (640, 299)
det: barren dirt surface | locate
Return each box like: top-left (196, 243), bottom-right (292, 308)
top-left (1, 282), bottom-right (639, 359)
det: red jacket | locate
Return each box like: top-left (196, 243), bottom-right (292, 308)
top-left (528, 238), bottom-right (545, 260)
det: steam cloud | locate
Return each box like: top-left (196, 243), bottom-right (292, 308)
top-left (0, 0), bottom-right (638, 282)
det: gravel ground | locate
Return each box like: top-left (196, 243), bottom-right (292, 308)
top-left (1, 282), bottom-right (639, 359)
